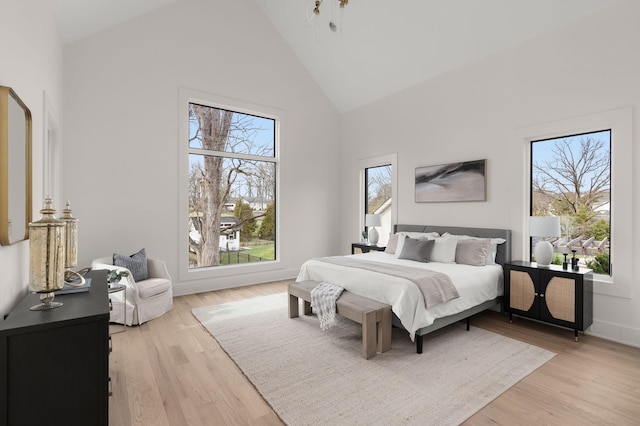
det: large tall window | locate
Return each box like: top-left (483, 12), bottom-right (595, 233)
top-left (530, 130), bottom-right (610, 274)
top-left (188, 102), bottom-right (277, 269)
top-left (364, 163), bottom-right (393, 246)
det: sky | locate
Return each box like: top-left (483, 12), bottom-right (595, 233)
top-left (531, 129), bottom-right (611, 192)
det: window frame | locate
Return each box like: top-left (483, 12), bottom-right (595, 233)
top-left (529, 129), bottom-right (611, 270)
top-left (358, 153), bottom-right (397, 245)
top-left (179, 89), bottom-right (281, 282)
top-left (516, 107), bottom-right (632, 299)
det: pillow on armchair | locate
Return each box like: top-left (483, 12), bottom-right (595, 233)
top-left (113, 248), bottom-right (148, 281)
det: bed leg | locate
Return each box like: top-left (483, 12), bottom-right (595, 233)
top-left (416, 335), bottom-right (423, 354)
top-left (466, 317), bottom-right (470, 331)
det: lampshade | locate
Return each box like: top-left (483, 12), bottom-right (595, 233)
top-left (529, 216), bottom-right (561, 238)
top-left (365, 214), bottom-right (381, 227)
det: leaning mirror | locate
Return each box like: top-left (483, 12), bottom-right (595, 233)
top-left (0, 86), bottom-right (32, 245)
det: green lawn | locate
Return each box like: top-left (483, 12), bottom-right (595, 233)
top-left (219, 242), bottom-right (274, 265)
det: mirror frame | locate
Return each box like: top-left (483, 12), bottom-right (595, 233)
top-left (0, 86), bottom-right (32, 246)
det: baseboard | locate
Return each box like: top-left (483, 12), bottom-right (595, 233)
top-left (173, 268), bottom-right (299, 296)
top-left (587, 319), bottom-right (640, 349)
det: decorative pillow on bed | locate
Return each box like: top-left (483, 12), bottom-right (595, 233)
top-left (442, 233), bottom-right (506, 265)
top-left (429, 236), bottom-right (458, 263)
top-left (399, 231), bottom-right (440, 239)
top-left (113, 248), bottom-right (148, 282)
top-left (484, 239), bottom-right (506, 265)
top-left (384, 233), bottom-right (399, 254)
top-left (455, 239), bottom-right (491, 266)
top-left (393, 232), bottom-right (438, 258)
top-left (398, 238), bottom-right (435, 262)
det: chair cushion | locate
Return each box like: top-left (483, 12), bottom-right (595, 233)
top-left (113, 248), bottom-right (148, 281)
top-left (136, 278), bottom-right (171, 299)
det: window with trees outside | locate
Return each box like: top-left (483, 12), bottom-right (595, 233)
top-left (188, 103), bottom-right (276, 269)
top-left (365, 164), bottom-right (392, 246)
top-left (530, 130), bottom-right (610, 275)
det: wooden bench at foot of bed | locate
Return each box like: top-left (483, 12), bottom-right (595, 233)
top-left (288, 280), bottom-right (392, 360)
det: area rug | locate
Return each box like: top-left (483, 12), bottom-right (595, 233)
top-left (192, 293), bottom-right (555, 425)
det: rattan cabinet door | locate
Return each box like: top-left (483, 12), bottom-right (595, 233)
top-left (539, 269), bottom-right (582, 330)
top-left (504, 264), bottom-right (540, 319)
top-left (508, 269), bottom-right (538, 316)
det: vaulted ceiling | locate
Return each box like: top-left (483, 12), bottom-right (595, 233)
top-left (54, 0), bottom-right (622, 112)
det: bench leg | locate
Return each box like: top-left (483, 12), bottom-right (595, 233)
top-left (362, 311), bottom-right (377, 359)
top-left (288, 294), bottom-right (299, 318)
top-left (303, 300), bottom-right (312, 315)
top-left (416, 335), bottom-right (423, 354)
top-left (378, 307), bottom-right (392, 353)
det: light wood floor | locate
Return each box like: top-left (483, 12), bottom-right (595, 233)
top-left (109, 280), bottom-right (640, 425)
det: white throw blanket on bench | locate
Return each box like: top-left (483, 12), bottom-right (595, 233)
top-left (310, 281), bottom-right (344, 330)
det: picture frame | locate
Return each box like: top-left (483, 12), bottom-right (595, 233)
top-left (415, 159), bottom-right (486, 202)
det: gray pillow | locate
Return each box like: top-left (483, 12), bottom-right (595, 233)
top-left (398, 238), bottom-right (435, 263)
top-left (113, 248), bottom-right (148, 281)
top-left (455, 239), bottom-right (490, 266)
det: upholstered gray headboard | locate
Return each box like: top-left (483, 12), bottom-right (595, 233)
top-left (394, 224), bottom-right (512, 265)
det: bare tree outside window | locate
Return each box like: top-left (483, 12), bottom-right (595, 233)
top-left (188, 103), bottom-right (276, 268)
top-left (531, 130), bottom-right (610, 274)
top-left (365, 165), bottom-right (392, 244)
top-left (366, 165), bottom-right (392, 214)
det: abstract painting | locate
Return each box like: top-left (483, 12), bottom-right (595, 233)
top-left (415, 159), bottom-right (486, 202)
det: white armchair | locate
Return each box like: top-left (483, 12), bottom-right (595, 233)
top-left (91, 256), bottom-right (173, 325)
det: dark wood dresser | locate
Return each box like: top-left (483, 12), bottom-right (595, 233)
top-left (0, 269), bottom-right (110, 426)
top-left (503, 261), bottom-right (593, 341)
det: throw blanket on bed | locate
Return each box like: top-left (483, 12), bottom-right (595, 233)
top-left (316, 257), bottom-right (459, 309)
top-left (310, 281), bottom-right (345, 330)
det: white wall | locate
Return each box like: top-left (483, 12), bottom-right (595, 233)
top-left (62, 0), bottom-right (340, 295)
top-left (339, 0), bottom-right (640, 347)
top-left (0, 0), bottom-right (63, 319)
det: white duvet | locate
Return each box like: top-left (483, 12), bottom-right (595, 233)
top-left (296, 252), bottom-right (503, 340)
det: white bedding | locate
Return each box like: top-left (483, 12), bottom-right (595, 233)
top-left (296, 252), bottom-right (503, 340)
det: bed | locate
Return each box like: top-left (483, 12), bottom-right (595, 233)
top-left (296, 224), bottom-right (512, 353)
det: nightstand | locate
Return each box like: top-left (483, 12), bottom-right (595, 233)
top-left (351, 243), bottom-right (386, 254)
top-left (503, 261), bottom-right (593, 341)
top-left (108, 284), bottom-right (127, 334)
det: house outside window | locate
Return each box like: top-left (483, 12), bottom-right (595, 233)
top-left (187, 102), bottom-right (277, 268)
top-left (530, 130), bottom-right (611, 275)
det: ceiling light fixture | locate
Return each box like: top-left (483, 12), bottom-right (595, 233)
top-left (313, 0), bottom-right (349, 16)
top-left (308, 0), bottom-right (349, 37)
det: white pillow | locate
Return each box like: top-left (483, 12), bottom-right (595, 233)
top-left (485, 240), bottom-right (505, 265)
top-left (394, 232), bottom-right (438, 258)
top-left (441, 233), bottom-right (506, 265)
top-left (384, 233), bottom-right (399, 254)
top-left (399, 231), bottom-right (440, 240)
top-left (429, 236), bottom-right (458, 263)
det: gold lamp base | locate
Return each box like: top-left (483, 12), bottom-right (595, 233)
top-left (30, 292), bottom-right (63, 311)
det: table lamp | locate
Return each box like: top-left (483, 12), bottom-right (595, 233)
top-left (366, 214), bottom-right (382, 245)
top-left (28, 197), bottom-right (66, 310)
top-left (60, 201), bottom-right (85, 286)
top-left (529, 216), bottom-right (561, 267)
